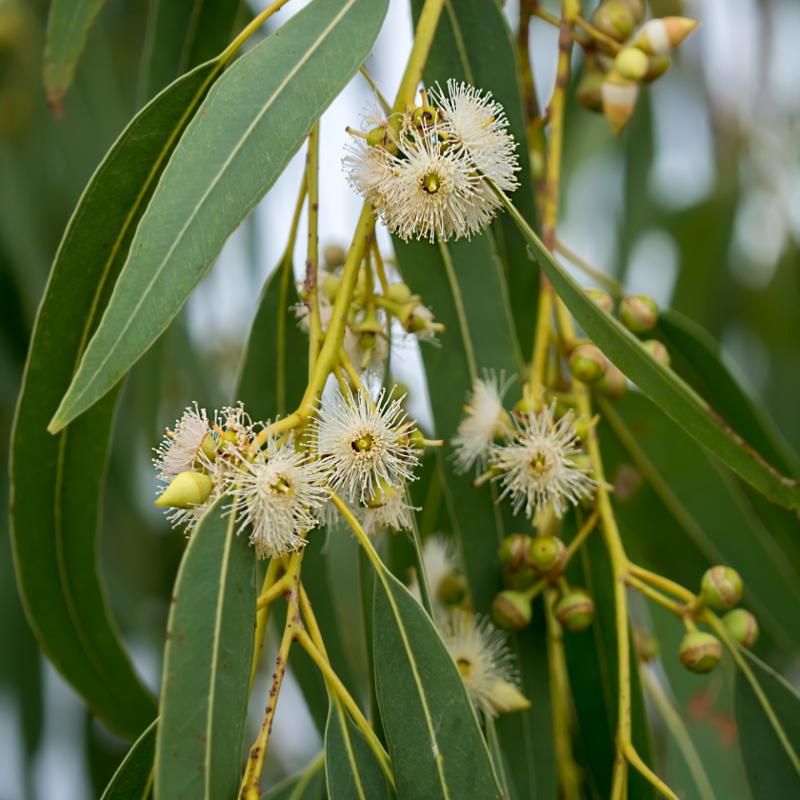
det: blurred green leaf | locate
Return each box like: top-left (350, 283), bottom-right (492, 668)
top-left (139, 0), bottom-right (242, 103)
top-left (43, 0), bottom-right (106, 106)
top-left (8, 61), bottom-right (220, 739)
top-left (372, 566), bottom-right (501, 799)
top-left (154, 498), bottom-right (256, 800)
top-left (501, 197), bottom-right (800, 509)
top-left (100, 720), bottom-right (156, 800)
top-left (324, 701), bottom-right (393, 799)
top-left (50, 0), bottom-right (389, 432)
top-left (265, 755), bottom-right (325, 799)
top-left (735, 651), bottom-right (800, 798)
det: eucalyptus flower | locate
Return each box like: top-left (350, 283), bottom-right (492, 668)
top-left (361, 482), bottom-right (417, 536)
top-left (153, 403), bottom-right (214, 479)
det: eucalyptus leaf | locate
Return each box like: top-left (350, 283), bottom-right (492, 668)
top-left (50, 0), bottom-right (389, 432)
top-left (372, 566), bottom-right (502, 799)
top-left (265, 755), bottom-right (325, 800)
top-left (100, 720), bottom-right (156, 800)
top-left (324, 701), bottom-right (393, 799)
top-left (9, 62), bottom-right (222, 738)
top-left (500, 195), bottom-right (800, 509)
top-left (154, 498), bottom-right (257, 800)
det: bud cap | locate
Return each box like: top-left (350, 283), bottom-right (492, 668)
top-left (679, 631), bottom-right (722, 673)
top-left (492, 591), bottom-right (532, 631)
top-left (723, 609), bottom-right (759, 649)
top-left (701, 566), bottom-right (743, 610)
top-left (555, 589), bottom-right (595, 632)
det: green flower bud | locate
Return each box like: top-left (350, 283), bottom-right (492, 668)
top-left (498, 533), bottom-right (531, 571)
top-left (323, 243), bottom-right (346, 268)
top-left (437, 572), bottom-right (468, 606)
top-left (615, 47), bottom-right (649, 81)
top-left (555, 589), bottom-right (595, 632)
top-left (322, 271), bottom-right (341, 301)
top-left (643, 54), bottom-right (671, 83)
top-left (591, 2), bottom-right (636, 43)
top-left (385, 282), bottom-right (414, 304)
top-left (620, 295), bottom-right (659, 332)
top-left (642, 339), bottom-right (670, 368)
top-left (618, 0), bottom-right (644, 24)
top-left (586, 288), bottom-right (615, 314)
top-left (723, 609), bottom-right (759, 649)
top-left (513, 393), bottom-right (545, 417)
top-left (505, 564), bottom-right (538, 591)
top-left (569, 343), bottom-right (607, 385)
top-left (679, 631), bottom-right (722, 673)
top-left (527, 535), bottom-right (566, 575)
top-left (492, 591), bottom-right (532, 631)
top-left (155, 471), bottom-right (214, 509)
top-left (596, 363), bottom-right (627, 399)
top-left (700, 566), bottom-right (743, 610)
top-left (200, 432), bottom-right (218, 462)
top-left (577, 68), bottom-right (605, 113)
top-left (366, 126), bottom-right (387, 147)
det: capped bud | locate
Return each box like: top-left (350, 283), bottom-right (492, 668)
top-left (555, 589), bottom-right (595, 632)
top-left (700, 566), bottom-right (743, 610)
top-left (506, 565), bottom-right (538, 592)
top-left (620, 294), bottom-right (658, 332)
top-left (200, 432), bottom-right (218, 462)
top-left (385, 281), bottom-right (414, 304)
top-left (615, 47), bottom-right (649, 81)
top-left (642, 339), bottom-right (670, 368)
top-left (527, 535), bottom-right (566, 575)
top-left (634, 17), bottom-right (699, 56)
top-left (679, 631), bottom-right (722, 673)
top-left (492, 590), bottom-right (532, 631)
top-left (723, 609), bottom-right (759, 649)
top-left (569, 343), bottom-right (607, 385)
top-left (323, 244), bottom-right (346, 268)
top-left (643, 54), bottom-right (671, 84)
top-left (577, 68), bottom-right (605, 113)
top-left (619, 0), bottom-right (644, 23)
top-left (498, 533), bottom-right (531, 571)
top-left (486, 679), bottom-right (531, 715)
top-left (602, 71), bottom-right (639, 134)
top-left (586, 288), bottom-right (615, 314)
top-left (596, 363), bottom-right (627, 398)
top-left (634, 628), bottom-right (659, 662)
top-left (155, 471), bottom-right (214, 509)
top-left (437, 572), bottom-right (468, 606)
top-left (366, 126), bottom-right (388, 148)
top-left (591, 2), bottom-right (636, 43)
top-left (322, 271), bottom-right (341, 301)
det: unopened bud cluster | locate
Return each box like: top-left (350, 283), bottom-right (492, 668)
top-left (577, 2), bottom-right (698, 133)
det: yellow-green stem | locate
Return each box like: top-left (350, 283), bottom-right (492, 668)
top-left (306, 122), bottom-right (322, 376)
top-left (222, 0), bottom-right (293, 64)
top-left (626, 574), bottom-right (685, 616)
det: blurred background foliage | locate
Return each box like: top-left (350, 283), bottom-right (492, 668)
top-left (1, 0), bottom-right (798, 797)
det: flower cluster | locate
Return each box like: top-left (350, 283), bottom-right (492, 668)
top-left (453, 372), bottom-right (596, 520)
top-left (153, 388), bottom-right (422, 557)
top-left (344, 80), bottom-right (519, 242)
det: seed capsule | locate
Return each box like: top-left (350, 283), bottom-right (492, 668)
top-left (700, 566), bottom-right (743, 610)
top-left (620, 295), bottom-right (658, 332)
top-left (528, 535), bottom-right (566, 575)
top-left (492, 590), bottom-right (532, 631)
top-left (555, 589), bottom-right (595, 632)
top-left (723, 609), bottom-right (759, 649)
top-left (679, 631), bottom-right (722, 673)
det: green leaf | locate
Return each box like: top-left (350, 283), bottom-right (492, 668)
top-left (139, 0), bottom-right (242, 102)
top-left (372, 566), bottom-right (502, 799)
top-left (9, 62), bottom-right (220, 738)
top-left (735, 651), bottom-right (800, 799)
top-left (500, 196), bottom-right (800, 509)
top-left (43, 0), bottom-right (106, 107)
top-left (658, 309), bottom-right (800, 477)
top-left (100, 720), bottom-right (156, 800)
top-left (265, 755), bottom-right (325, 799)
top-left (50, 0), bottom-right (389, 432)
top-left (154, 498), bottom-right (257, 800)
top-left (324, 701), bottom-right (393, 799)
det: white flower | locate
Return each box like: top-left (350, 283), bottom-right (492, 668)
top-left (229, 434), bottom-right (327, 559)
top-left (343, 326), bottom-right (388, 373)
top-left (314, 388), bottom-right (419, 504)
top-left (429, 80), bottom-right (520, 192)
top-left (452, 371), bottom-right (514, 473)
top-left (408, 534), bottom-right (460, 614)
top-left (153, 403), bottom-right (213, 478)
top-left (490, 404), bottom-right (595, 518)
top-left (361, 485), bottom-right (417, 536)
top-left (441, 610), bottom-right (522, 716)
top-left (344, 138), bottom-right (394, 202)
top-left (216, 403), bottom-right (256, 455)
top-left (380, 127), bottom-right (498, 242)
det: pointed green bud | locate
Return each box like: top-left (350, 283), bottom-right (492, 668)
top-left (527, 535), bottom-right (566, 575)
top-left (700, 566), bottom-right (743, 610)
top-left (615, 47), bottom-right (649, 81)
top-left (486, 679), bottom-right (531, 715)
top-left (555, 589), bottom-right (595, 632)
top-left (200, 433), bottom-right (218, 462)
top-left (679, 631), bottom-right (722, 673)
top-left (586, 288), bottom-right (615, 314)
top-left (620, 295), bottom-right (658, 332)
top-left (323, 244), bottom-right (346, 268)
top-left (569, 343), bottom-right (607, 385)
top-left (492, 590), bottom-right (532, 631)
top-left (155, 471), bottom-right (214, 509)
top-left (723, 609), bottom-right (759, 649)
top-left (642, 339), bottom-right (670, 368)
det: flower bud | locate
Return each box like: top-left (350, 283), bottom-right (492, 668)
top-left (602, 71), bottom-right (639, 134)
top-left (505, 565), bottom-right (538, 592)
top-left (366, 126), bottom-right (387, 147)
top-left (492, 590), bottom-right (532, 631)
top-left (633, 17), bottom-right (699, 56)
top-left (615, 47), bottom-right (649, 81)
top-left (586, 288), bottom-right (615, 314)
top-left (437, 573), bottom-right (468, 606)
top-left (591, 2), bottom-right (636, 43)
top-left (577, 68), bottom-right (605, 113)
top-left (679, 631), bottom-right (722, 673)
top-left (513, 393), bottom-right (544, 417)
top-left (643, 54), bottom-right (671, 83)
top-left (499, 533), bottom-right (531, 571)
top-left (155, 471), bottom-right (214, 509)
top-left (322, 271), bottom-right (341, 302)
top-left (486, 679), bottom-right (531, 715)
top-left (569, 343), bottom-right (607, 385)
top-left (527, 535), bottom-right (566, 575)
top-left (642, 339), bottom-right (670, 368)
top-left (634, 628), bottom-right (659, 662)
top-left (618, 0), bottom-right (644, 23)
top-left (620, 295), bottom-right (658, 332)
top-left (596, 363), bottom-right (627, 399)
top-left (700, 566), bottom-right (743, 610)
top-left (323, 244), bottom-right (346, 268)
top-left (200, 432), bottom-right (218, 462)
top-left (723, 609), bottom-right (759, 649)
top-left (385, 281), bottom-right (413, 304)
top-left (555, 589), bottom-right (595, 632)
